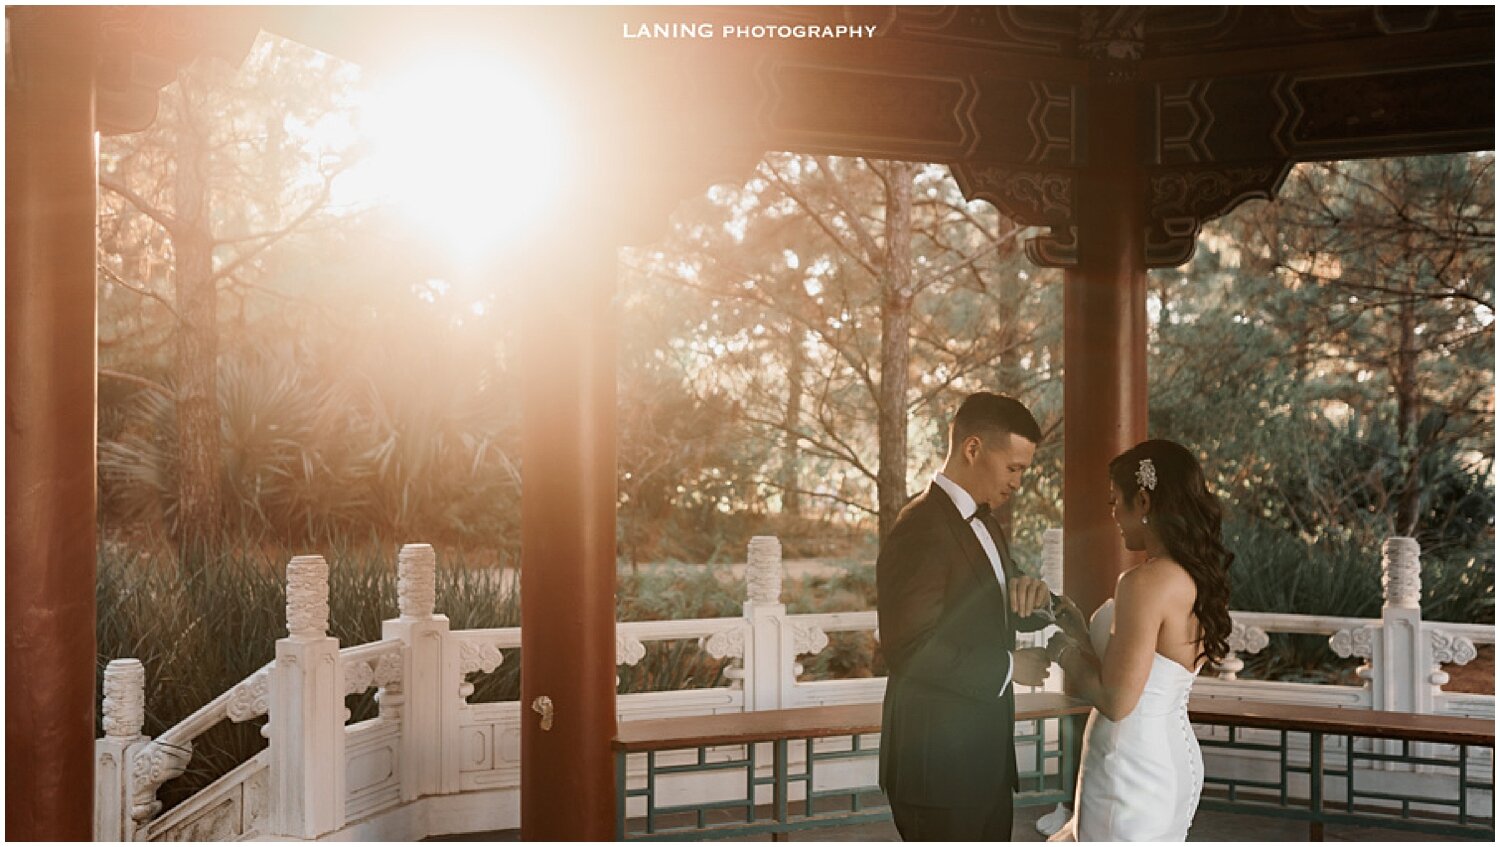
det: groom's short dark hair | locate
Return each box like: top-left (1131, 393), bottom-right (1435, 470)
top-left (950, 392), bottom-right (1042, 449)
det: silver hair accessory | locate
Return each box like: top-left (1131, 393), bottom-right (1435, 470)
top-left (1136, 458), bottom-right (1158, 492)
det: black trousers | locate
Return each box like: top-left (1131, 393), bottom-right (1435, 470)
top-left (891, 796), bottom-right (1015, 841)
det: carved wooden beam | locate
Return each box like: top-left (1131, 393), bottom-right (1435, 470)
top-left (108, 5), bottom-right (1489, 268)
top-left (1144, 162), bottom-right (1291, 268)
top-left (1149, 61), bottom-right (1494, 167)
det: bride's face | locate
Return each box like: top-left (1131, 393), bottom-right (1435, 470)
top-left (1109, 483), bottom-right (1146, 551)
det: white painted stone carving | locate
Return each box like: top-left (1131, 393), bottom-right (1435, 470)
top-left (340, 648), bottom-right (404, 697)
top-left (1381, 537), bottom-right (1421, 609)
top-left (791, 621), bottom-right (829, 656)
top-left (459, 639), bottom-right (505, 676)
top-left (102, 658), bottom-right (146, 739)
top-left (1429, 630), bottom-right (1478, 666)
top-left (244, 765), bottom-right (268, 832)
top-left (616, 632), bottom-right (646, 667)
top-left (702, 627), bottom-right (746, 660)
top-left (1213, 654), bottom-right (1246, 681)
top-left (226, 669), bottom-right (270, 723)
top-left (347, 745), bottom-right (398, 794)
top-left (345, 659), bottom-right (375, 697)
top-left (1329, 626), bottom-right (1377, 659)
top-left (398, 543), bottom-right (437, 619)
top-left (130, 740), bottom-right (193, 822)
top-left (1227, 622), bottom-right (1270, 655)
top-left (458, 639), bottom-right (505, 701)
top-left (160, 794), bottom-right (241, 841)
top-left (372, 650), bottom-right (403, 688)
top-left (746, 536), bottom-right (783, 604)
top-left (1214, 622), bottom-right (1269, 681)
top-left (285, 555), bottom-right (330, 638)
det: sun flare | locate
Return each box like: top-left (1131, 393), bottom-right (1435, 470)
top-left (360, 53), bottom-right (569, 264)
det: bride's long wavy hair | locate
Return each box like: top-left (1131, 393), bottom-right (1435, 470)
top-left (1109, 440), bottom-right (1234, 666)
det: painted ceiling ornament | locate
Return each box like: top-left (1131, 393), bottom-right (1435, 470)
top-left (1136, 458), bottom-right (1158, 492)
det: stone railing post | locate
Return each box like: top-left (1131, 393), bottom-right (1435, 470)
top-left (741, 536), bottom-right (785, 711)
top-left (1376, 537), bottom-right (1423, 715)
top-left (382, 543), bottom-right (456, 799)
top-left (96, 658), bottom-right (147, 841)
top-left (1366, 536), bottom-right (1479, 719)
top-left (268, 555), bottom-right (346, 838)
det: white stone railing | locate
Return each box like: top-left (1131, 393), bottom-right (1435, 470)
top-left (97, 533), bottom-right (1491, 840)
top-left (1190, 538), bottom-right (1493, 721)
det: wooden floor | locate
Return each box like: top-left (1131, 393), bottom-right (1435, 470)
top-left (432, 802), bottom-right (1476, 842)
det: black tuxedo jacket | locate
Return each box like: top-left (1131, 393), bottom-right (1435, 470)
top-left (876, 481), bottom-right (1048, 808)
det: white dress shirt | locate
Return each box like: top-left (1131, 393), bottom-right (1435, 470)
top-left (932, 472), bottom-right (1014, 695)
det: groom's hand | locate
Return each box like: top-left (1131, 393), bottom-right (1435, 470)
top-left (1013, 646), bottom-right (1051, 687)
top-left (1010, 575), bottom-right (1051, 618)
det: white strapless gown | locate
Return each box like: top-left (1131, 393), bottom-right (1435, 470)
top-left (1049, 600), bottom-right (1203, 842)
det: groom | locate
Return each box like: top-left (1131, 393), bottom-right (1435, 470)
top-left (877, 392), bottom-right (1054, 840)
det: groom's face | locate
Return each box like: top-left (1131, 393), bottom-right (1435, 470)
top-left (973, 431), bottom-right (1037, 507)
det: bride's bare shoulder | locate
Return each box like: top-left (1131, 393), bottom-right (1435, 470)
top-left (1117, 559), bottom-right (1196, 605)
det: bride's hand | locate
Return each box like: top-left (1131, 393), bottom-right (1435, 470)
top-left (1046, 632), bottom-right (1082, 667)
top-left (1054, 595), bottom-right (1089, 642)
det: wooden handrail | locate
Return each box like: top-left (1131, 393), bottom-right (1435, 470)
top-left (615, 693), bottom-right (1496, 753)
top-left (1187, 697), bottom-right (1496, 747)
top-left (614, 693), bottom-right (1090, 752)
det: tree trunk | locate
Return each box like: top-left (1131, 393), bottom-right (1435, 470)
top-left (781, 325), bottom-right (804, 517)
top-left (1393, 271), bottom-right (1421, 536)
top-left (993, 265), bottom-right (1017, 393)
top-left (172, 79), bottom-right (222, 561)
top-left (877, 161), bottom-right (916, 541)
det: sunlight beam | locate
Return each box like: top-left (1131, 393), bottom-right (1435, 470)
top-left (360, 52), bottom-right (569, 266)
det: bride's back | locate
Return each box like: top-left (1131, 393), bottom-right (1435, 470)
top-left (1140, 557), bottom-right (1204, 673)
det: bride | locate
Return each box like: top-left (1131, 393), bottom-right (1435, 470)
top-left (1045, 440), bottom-right (1234, 842)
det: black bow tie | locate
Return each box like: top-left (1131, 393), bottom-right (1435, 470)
top-left (968, 502), bottom-right (991, 522)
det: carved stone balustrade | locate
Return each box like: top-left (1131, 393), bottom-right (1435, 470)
top-left (96, 533), bottom-right (1493, 841)
top-left (1215, 621), bottom-right (1271, 681)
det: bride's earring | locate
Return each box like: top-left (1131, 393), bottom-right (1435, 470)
top-left (1141, 516), bottom-right (1149, 525)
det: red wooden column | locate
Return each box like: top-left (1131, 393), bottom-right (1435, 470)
top-left (518, 229), bottom-right (618, 840)
top-left (1063, 68), bottom-right (1150, 618)
top-left (5, 7), bottom-right (100, 839)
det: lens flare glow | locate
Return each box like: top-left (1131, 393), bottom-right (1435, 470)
top-left (361, 53), bottom-right (568, 264)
